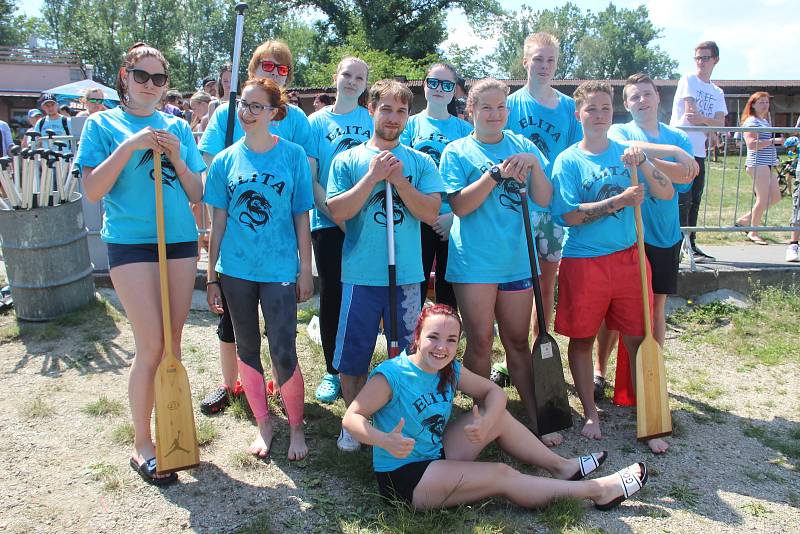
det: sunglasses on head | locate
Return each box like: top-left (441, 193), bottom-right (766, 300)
top-left (260, 61), bottom-right (289, 76)
top-left (127, 68), bottom-right (168, 87)
top-left (87, 97), bottom-right (104, 104)
top-left (425, 78), bottom-right (455, 92)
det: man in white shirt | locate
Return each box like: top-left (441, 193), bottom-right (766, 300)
top-left (670, 41), bottom-right (727, 262)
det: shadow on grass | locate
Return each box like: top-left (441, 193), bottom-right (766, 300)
top-left (6, 296), bottom-right (132, 377)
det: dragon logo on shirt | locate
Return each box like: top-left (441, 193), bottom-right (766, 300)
top-left (138, 149), bottom-right (177, 188)
top-left (367, 187), bottom-right (406, 227)
top-left (497, 178), bottom-right (522, 212)
top-left (528, 133), bottom-right (550, 158)
top-left (418, 145), bottom-right (442, 166)
top-left (420, 414), bottom-right (446, 444)
top-left (595, 184), bottom-right (625, 219)
top-left (234, 190), bottom-right (272, 230)
top-left (333, 137), bottom-right (362, 157)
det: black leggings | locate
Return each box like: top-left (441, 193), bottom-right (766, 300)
top-left (311, 227), bottom-right (345, 376)
top-left (420, 222), bottom-right (457, 309)
top-left (678, 156), bottom-right (706, 247)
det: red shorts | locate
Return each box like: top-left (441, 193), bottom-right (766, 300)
top-left (555, 246), bottom-right (653, 339)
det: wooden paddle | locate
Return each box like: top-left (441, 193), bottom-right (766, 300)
top-left (519, 186), bottom-right (572, 435)
top-left (153, 151), bottom-right (200, 474)
top-left (630, 164), bottom-right (672, 441)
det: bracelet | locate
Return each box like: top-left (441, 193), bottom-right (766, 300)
top-left (206, 280), bottom-right (220, 287)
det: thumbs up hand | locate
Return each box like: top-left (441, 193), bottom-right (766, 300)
top-left (381, 418), bottom-right (416, 458)
top-left (463, 405), bottom-right (488, 444)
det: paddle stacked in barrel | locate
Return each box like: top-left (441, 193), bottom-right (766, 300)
top-left (153, 152), bottom-right (200, 474)
top-left (519, 185), bottom-right (572, 435)
top-left (629, 164), bottom-right (672, 440)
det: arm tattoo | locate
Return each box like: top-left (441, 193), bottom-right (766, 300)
top-left (651, 165), bottom-right (670, 187)
top-left (577, 197), bottom-right (617, 224)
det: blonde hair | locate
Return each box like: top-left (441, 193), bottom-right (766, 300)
top-left (335, 56), bottom-right (370, 106)
top-left (368, 79), bottom-right (413, 108)
top-left (466, 78), bottom-right (509, 115)
top-left (573, 80), bottom-right (613, 110)
top-left (523, 32), bottom-right (560, 61)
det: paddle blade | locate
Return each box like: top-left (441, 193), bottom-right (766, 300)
top-left (155, 353), bottom-right (200, 474)
top-left (635, 336), bottom-right (672, 440)
top-left (532, 333), bottom-right (573, 435)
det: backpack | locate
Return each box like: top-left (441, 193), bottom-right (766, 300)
top-left (35, 116), bottom-right (71, 137)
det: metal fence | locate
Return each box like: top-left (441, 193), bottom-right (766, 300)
top-left (677, 125), bottom-right (799, 269)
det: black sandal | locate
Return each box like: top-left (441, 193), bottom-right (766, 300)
top-left (593, 375), bottom-right (607, 401)
top-left (129, 457), bottom-right (178, 486)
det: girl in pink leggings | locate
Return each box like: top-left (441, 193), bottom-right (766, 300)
top-left (205, 78), bottom-right (314, 460)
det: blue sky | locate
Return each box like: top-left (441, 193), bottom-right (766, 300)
top-left (19, 0), bottom-right (797, 80)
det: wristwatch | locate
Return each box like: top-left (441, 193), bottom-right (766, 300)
top-left (490, 165), bottom-right (503, 183)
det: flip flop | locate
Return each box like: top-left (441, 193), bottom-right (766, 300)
top-left (129, 457), bottom-right (178, 486)
top-left (490, 363), bottom-right (510, 388)
top-left (747, 234), bottom-right (768, 245)
top-left (569, 451), bottom-right (608, 481)
top-left (594, 462), bottom-right (648, 511)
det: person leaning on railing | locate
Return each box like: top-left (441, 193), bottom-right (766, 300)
top-left (735, 92), bottom-right (784, 246)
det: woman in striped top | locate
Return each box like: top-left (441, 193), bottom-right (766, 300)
top-left (736, 92), bottom-right (784, 245)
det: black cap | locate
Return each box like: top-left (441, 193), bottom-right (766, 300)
top-left (201, 76), bottom-right (216, 87)
top-left (38, 93), bottom-right (57, 106)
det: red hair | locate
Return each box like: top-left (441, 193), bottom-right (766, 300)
top-left (406, 304), bottom-right (462, 393)
top-left (741, 91), bottom-right (771, 125)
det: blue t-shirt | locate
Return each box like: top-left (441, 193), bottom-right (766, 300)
top-left (399, 111), bottom-right (473, 215)
top-left (551, 140), bottom-right (653, 258)
top-left (197, 102), bottom-right (311, 157)
top-left (370, 353), bottom-right (462, 472)
top-left (75, 107), bottom-right (206, 244)
top-left (327, 143), bottom-right (444, 286)
top-left (204, 138), bottom-right (313, 283)
top-left (307, 105), bottom-right (373, 231)
top-left (608, 121), bottom-right (693, 248)
top-left (441, 131), bottom-right (548, 283)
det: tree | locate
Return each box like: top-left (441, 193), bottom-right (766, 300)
top-left (1, 0), bottom-right (46, 46)
top-left (289, 0), bottom-right (503, 60)
top-left (572, 5), bottom-right (678, 79)
top-left (443, 43), bottom-right (491, 80)
top-left (489, 3), bottom-right (677, 80)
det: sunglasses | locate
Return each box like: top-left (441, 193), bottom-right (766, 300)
top-left (260, 61), bottom-right (289, 76)
top-left (87, 97), bottom-right (104, 104)
top-left (425, 78), bottom-right (455, 92)
top-left (236, 99), bottom-right (273, 116)
top-left (127, 68), bottom-right (168, 87)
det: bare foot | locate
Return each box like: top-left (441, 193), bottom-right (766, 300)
top-left (540, 432), bottom-right (564, 447)
top-left (647, 437), bottom-right (669, 454)
top-left (581, 417), bottom-right (602, 440)
top-left (248, 419), bottom-right (273, 458)
top-left (593, 462), bottom-right (646, 509)
top-left (288, 425), bottom-right (308, 461)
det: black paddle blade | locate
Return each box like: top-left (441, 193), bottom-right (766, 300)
top-left (532, 332), bottom-right (572, 435)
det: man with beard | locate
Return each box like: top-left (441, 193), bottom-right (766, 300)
top-left (327, 80), bottom-right (444, 452)
top-left (550, 81), bottom-right (674, 454)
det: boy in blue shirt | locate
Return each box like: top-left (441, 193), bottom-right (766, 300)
top-left (550, 81), bottom-right (675, 454)
top-left (595, 74), bottom-right (699, 400)
top-left (327, 80), bottom-right (444, 452)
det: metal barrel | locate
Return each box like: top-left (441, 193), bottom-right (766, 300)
top-left (0, 192), bottom-right (94, 321)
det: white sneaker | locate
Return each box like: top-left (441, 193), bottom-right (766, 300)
top-left (786, 243), bottom-right (799, 262)
top-left (337, 427), bottom-right (360, 452)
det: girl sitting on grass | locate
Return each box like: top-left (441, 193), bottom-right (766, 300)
top-left (342, 304), bottom-right (648, 510)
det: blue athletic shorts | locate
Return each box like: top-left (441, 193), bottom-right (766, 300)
top-left (498, 278), bottom-right (533, 292)
top-left (333, 283), bottom-right (420, 376)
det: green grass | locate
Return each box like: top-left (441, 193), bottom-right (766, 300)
top-left (741, 502), bottom-right (770, 517)
top-left (742, 423), bottom-right (800, 466)
top-left (84, 461), bottom-right (124, 491)
top-left (196, 419), bottom-right (218, 446)
top-left (82, 395), bottom-right (125, 417)
top-left (695, 155), bottom-right (794, 246)
top-left (539, 497), bottom-right (585, 531)
top-left (110, 422), bottom-right (135, 445)
top-left (20, 397), bottom-right (54, 418)
top-left (666, 483), bottom-right (701, 508)
top-left (297, 306), bottom-right (319, 324)
top-left (0, 322), bottom-right (20, 341)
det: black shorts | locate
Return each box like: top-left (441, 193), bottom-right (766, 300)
top-left (645, 241), bottom-right (681, 295)
top-left (375, 450), bottom-right (444, 505)
top-left (107, 241), bottom-right (197, 269)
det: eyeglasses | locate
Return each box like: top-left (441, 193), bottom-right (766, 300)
top-left (87, 98), bottom-right (104, 104)
top-left (260, 61), bottom-right (289, 76)
top-left (236, 99), bottom-right (273, 116)
top-left (694, 55), bottom-right (715, 62)
top-left (127, 68), bottom-right (168, 87)
top-left (425, 78), bottom-right (456, 92)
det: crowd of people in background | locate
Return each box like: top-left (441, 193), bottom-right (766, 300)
top-left (2, 28), bottom-right (797, 516)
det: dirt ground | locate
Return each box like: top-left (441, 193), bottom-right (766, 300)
top-left (0, 286), bottom-right (798, 533)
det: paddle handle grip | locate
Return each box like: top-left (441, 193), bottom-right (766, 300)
top-left (225, 2), bottom-right (248, 148)
top-left (154, 152), bottom-right (173, 354)
top-left (629, 165), bottom-right (652, 336)
top-left (385, 182), bottom-right (399, 357)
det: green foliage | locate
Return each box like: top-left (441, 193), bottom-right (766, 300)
top-left (196, 419), bottom-right (218, 446)
top-left (539, 497), bottom-right (585, 531)
top-left (110, 422), bottom-right (135, 445)
top-left (490, 2), bottom-right (677, 80)
top-left (20, 397), bottom-right (55, 419)
top-left (82, 395), bottom-right (125, 417)
top-left (442, 43), bottom-right (492, 80)
top-left (0, 0), bottom-right (46, 46)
